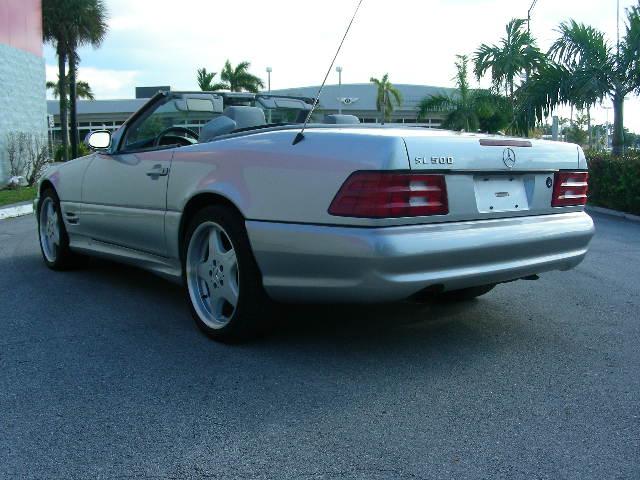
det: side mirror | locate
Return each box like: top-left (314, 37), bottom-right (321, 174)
top-left (86, 130), bottom-right (111, 150)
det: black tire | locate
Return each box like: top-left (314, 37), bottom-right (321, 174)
top-left (182, 205), bottom-right (271, 342)
top-left (37, 188), bottom-right (88, 270)
top-left (436, 284), bottom-right (496, 303)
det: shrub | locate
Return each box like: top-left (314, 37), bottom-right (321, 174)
top-left (53, 143), bottom-right (67, 163)
top-left (587, 150), bottom-right (640, 215)
top-left (78, 142), bottom-right (90, 157)
top-left (52, 141), bottom-right (90, 162)
top-left (5, 132), bottom-right (29, 177)
top-left (5, 132), bottom-right (51, 186)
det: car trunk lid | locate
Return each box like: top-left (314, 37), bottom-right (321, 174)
top-left (402, 132), bottom-right (582, 221)
top-left (404, 134), bottom-right (580, 172)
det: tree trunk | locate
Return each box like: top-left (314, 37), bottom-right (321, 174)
top-left (509, 80), bottom-right (515, 133)
top-left (57, 48), bottom-right (69, 161)
top-left (587, 107), bottom-right (591, 149)
top-left (382, 88), bottom-right (388, 124)
top-left (612, 92), bottom-right (625, 156)
top-left (69, 53), bottom-right (79, 159)
top-left (570, 105), bottom-right (574, 126)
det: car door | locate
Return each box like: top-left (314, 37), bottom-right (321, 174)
top-left (79, 93), bottom-right (220, 256)
top-left (80, 149), bottom-right (173, 256)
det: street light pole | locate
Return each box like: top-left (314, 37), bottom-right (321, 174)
top-left (336, 66), bottom-right (343, 114)
top-left (525, 0), bottom-right (539, 82)
top-left (617, 0), bottom-right (621, 60)
top-left (266, 67), bottom-right (272, 93)
top-left (527, 0), bottom-right (539, 36)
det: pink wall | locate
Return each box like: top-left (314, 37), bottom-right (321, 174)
top-left (0, 0), bottom-right (43, 57)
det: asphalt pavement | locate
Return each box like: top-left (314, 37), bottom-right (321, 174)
top-left (1, 212), bottom-right (638, 479)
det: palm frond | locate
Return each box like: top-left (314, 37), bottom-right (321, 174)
top-left (621, 5), bottom-right (640, 91)
top-left (550, 20), bottom-right (611, 68)
top-left (219, 60), bottom-right (263, 92)
top-left (474, 17), bottom-right (544, 96)
top-left (417, 95), bottom-right (456, 118)
top-left (46, 74), bottom-right (94, 100)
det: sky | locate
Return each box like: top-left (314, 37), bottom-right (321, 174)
top-left (44, 0), bottom-right (640, 131)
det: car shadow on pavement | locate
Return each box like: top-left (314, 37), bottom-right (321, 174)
top-left (19, 254), bottom-right (524, 362)
top-left (85, 257), bottom-right (495, 333)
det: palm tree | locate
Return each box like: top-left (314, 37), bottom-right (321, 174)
top-left (220, 60), bottom-right (264, 93)
top-left (47, 77), bottom-right (95, 100)
top-left (418, 55), bottom-right (510, 133)
top-left (370, 74), bottom-right (402, 122)
top-left (522, 7), bottom-right (640, 155)
top-left (65, 0), bottom-right (108, 158)
top-left (547, 21), bottom-right (613, 148)
top-left (474, 18), bottom-right (545, 101)
top-left (515, 61), bottom-right (569, 135)
top-left (43, 0), bottom-right (72, 160)
top-left (552, 13), bottom-right (639, 155)
top-left (196, 68), bottom-right (227, 91)
top-left (43, 0), bottom-right (108, 159)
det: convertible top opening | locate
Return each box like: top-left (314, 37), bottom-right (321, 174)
top-left (113, 91), bottom-right (364, 151)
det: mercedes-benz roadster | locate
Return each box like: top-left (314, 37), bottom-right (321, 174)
top-left (36, 91), bottom-right (595, 341)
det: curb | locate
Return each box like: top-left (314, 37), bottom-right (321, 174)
top-left (0, 201), bottom-right (34, 220)
top-left (586, 205), bottom-right (640, 223)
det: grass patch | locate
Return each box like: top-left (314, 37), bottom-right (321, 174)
top-left (0, 186), bottom-right (37, 207)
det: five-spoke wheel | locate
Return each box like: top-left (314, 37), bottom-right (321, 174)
top-left (186, 222), bottom-right (240, 329)
top-left (183, 205), bottom-right (270, 341)
top-left (39, 196), bottom-right (60, 263)
top-left (38, 189), bottom-right (85, 270)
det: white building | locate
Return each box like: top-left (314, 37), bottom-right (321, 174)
top-left (46, 83), bottom-right (453, 142)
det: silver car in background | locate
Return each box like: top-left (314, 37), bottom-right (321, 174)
top-left (36, 91), bottom-right (595, 341)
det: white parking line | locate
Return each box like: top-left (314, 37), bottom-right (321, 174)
top-left (0, 203), bottom-right (34, 220)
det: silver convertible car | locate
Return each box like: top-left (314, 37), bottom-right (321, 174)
top-left (36, 90), bottom-right (595, 341)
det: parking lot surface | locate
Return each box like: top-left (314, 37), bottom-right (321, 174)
top-left (1, 212), bottom-right (638, 479)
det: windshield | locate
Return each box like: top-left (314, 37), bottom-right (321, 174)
top-left (121, 93), bottom-right (319, 151)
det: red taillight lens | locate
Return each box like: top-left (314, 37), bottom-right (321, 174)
top-left (552, 171), bottom-right (589, 207)
top-left (328, 172), bottom-right (449, 218)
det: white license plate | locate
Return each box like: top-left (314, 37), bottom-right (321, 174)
top-left (474, 175), bottom-right (529, 213)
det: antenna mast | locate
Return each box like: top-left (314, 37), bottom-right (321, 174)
top-left (292, 0), bottom-right (365, 145)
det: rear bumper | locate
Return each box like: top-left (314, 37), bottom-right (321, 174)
top-left (246, 212), bottom-right (595, 302)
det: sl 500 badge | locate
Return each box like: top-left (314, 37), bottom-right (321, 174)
top-left (414, 156), bottom-right (454, 166)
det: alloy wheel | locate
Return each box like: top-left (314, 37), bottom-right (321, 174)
top-left (186, 221), bottom-right (240, 329)
top-left (39, 197), bottom-right (60, 263)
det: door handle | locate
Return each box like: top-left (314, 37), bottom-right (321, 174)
top-left (146, 164), bottom-right (170, 177)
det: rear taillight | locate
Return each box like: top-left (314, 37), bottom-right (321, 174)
top-left (552, 171), bottom-right (589, 207)
top-left (328, 172), bottom-right (449, 218)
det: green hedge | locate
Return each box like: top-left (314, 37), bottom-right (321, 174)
top-left (587, 151), bottom-right (640, 215)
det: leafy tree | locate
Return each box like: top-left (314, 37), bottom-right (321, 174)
top-left (370, 73), bottom-right (402, 122)
top-left (474, 18), bottom-right (545, 101)
top-left (196, 68), bottom-right (227, 91)
top-left (523, 6), bottom-right (640, 155)
top-left (220, 60), bottom-right (264, 93)
top-left (624, 128), bottom-right (640, 149)
top-left (564, 113), bottom-right (589, 145)
top-left (47, 76), bottom-right (95, 100)
top-left (418, 55), bottom-right (510, 133)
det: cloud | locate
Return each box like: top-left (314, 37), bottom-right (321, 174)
top-left (43, 0), bottom-right (640, 130)
top-left (107, 15), bottom-right (143, 32)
